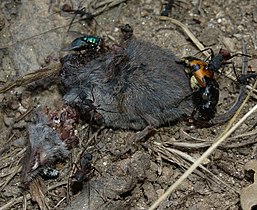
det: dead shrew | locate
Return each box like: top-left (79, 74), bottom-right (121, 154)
top-left (60, 38), bottom-right (194, 130)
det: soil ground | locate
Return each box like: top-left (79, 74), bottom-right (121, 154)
top-left (0, 0), bottom-right (257, 210)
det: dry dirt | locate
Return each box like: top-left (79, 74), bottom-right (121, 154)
top-left (0, 0), bottom-right (257, 210)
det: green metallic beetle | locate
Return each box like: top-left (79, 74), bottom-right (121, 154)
top-left (68, 35), bottom-right (102, 51)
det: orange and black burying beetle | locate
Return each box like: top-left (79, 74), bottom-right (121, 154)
top-left (177, 56), bottom-right (219, 120)
top-left (177, 48), bottom-right (254, 121)
top-left (178, 48), bottom-right (251, 89)
top-left (177, 56), bottom-right (214, 90)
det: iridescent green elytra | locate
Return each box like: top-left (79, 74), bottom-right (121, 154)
top-left (69, 35), bottom-right (102, 51)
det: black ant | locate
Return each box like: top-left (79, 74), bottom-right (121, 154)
top-left (61, 4), bottom-right (95, 32)
top-left (70, 152), bottom-right (93, 194)
top-left (208, 48), bottom-right (237, 71)
top-left (237, 73), bottom-right (257, 84)
top-left (61, 4), bottom-right (94, 20)
top-left (206, 48), bottom-right (257, 85)
top-left (201, 48), bottom-right (251, 79)
top-left (161, 0), bottom-right (175, 16)
top-left (72, 87), bottom-right (105, 126)
top-left (78, 98), bottom-right (104, 125)
top-left (120, 24), bottom-right (134, 41)
top-left (160, 0), bottom-right (188, 17)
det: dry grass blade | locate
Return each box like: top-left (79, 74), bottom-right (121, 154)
top-left (163, 133), bottom-right (257, 149)
top-left (151, 141), bottom-right (238, 193)
top-left (53, 197), bottom-right (66, 209)
top-left (180, 128), bottom-right (213, 142)
top-left (223, 134), bottom-right (257, 148)
top-left (0, 165), bottom-right (22, 190)
top-left (178, 128), bottom-right (257, 148)
top-left (0, 148), bottom-right (25, 190)
top-left (0, 194), bottom-right (30, 210)
top-left (159, 16), bottom-right (210, 57)
top-left (93, 0), bottom-right (126, 9)
top-left (0, 63), bottom-right (61, 94)
top-left (229, 130), bottom-right (257, 140)
top-left (163, 140), bottom-right (211, 149)
top-left (2, 147), bottom-right (26, 161)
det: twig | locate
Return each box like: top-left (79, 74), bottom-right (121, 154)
top-left (0, 194), bottom-right (30, 210)
top-left (53, 197), bottom-right (66, 209)
top-left (0, 181), bottom-right (67, 210)
top-left (164, 141), bottom-right (210, 149)
top-left (14, 105), bottom-right (35, 123)
top-left (23, 193), bottom-right (27, 210)
top-left (229, 129), bottom-right (257, 140)
top-left (222, 134), bottom-right (257, 148)
top-left (0, 165), bottom-right (22, 190)
top-left (0, 63), bottom-right (61, 94)
top-left (179, 128), bottom-right (257, 145)
top-left (180, 128), bottom-right (213, 142)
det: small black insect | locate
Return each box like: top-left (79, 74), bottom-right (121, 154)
top-left (78, 97), bottom-right (104, 125)
top-left (65, 35), bottom-right (102, 52)
top-left (40, 166), bottom-right (59, 179)
top-left (120, 24), bottom-right (133, 41)
top-left (61, 5), bottom-right (94, 21)
top-left (70, 153), bottom-right (93, 194)
top-left (61, 4), bottom-right (95, 31)
top-left (161, 0), bottom-right (175, 16)
top-left (199, 48), bottom-right (251, 78)
top-left (237, 73), bottom-right (257, 84)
